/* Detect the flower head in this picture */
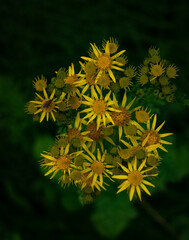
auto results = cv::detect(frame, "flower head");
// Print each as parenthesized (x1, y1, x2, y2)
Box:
(135, 114, 173, 152)
(113, 157, 157, 201)
(81, 39, 126, 83)
(41, 144, 82, 180)
(111, 92, 141, 139)
(81, 147, 114, 191)
(30, 88, 61, 122)
(80, 87, 121, 130)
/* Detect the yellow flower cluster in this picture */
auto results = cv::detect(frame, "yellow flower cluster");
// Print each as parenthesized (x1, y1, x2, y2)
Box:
(26, 38, 174, 203)
(137, 46, 178, 102)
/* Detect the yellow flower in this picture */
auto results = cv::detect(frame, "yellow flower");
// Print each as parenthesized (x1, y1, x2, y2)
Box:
(81, 146, 114, 191)
(150, 63, 165, 78)
(120, 136, 160, 161)
(111, 92, 141, 140)
(41, 144, 82, 180)
(33, 75, 47, 91)
(80, 86, 121, 130)
(81, 120, 115, 153)
(135, 107, 153, 123)
(166, 64, 179, 78)
(113, 157, 157, 201)
(59, 113, 93, 149)
(81, 40, 126, 83)
(30, 88, 61, 122)
(134, 114, 173, 152)
(64, 63, 84, 97)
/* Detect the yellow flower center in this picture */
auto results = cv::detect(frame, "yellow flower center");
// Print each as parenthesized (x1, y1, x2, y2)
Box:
(56, 155, 71, 170)
(85, 62, 97, 75)
(109, 43, 118, 54)
(96, 54, 111, 70)
(91, 161, 105, 175)
(98, 73, 110, 88)
(128, 171, 143, 186)
(42, 99, 55, 112)
(70, 170, 82, 181)
(69, 96, 81, 110)
(26, 103, 37, 114)
(151, 64, 164, 77)
(135, 110, 149, 123)
(67, 128, 83, 143)
(118, 149, 131, 160)
(111, 107, 131, 126)
(141, 130, 160, 146)
(125, 125, 138, 136)
(86, 122, 103, 141)
(93, 99, 107, 115)
(34, 79, 47, 91)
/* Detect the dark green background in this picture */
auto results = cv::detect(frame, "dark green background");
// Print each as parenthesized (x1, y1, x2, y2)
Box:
(1, 0, 189, 239)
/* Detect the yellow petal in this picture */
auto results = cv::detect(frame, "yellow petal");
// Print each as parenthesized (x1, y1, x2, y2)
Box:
(142, 179, 155, 187)
(111, 50, 126, 60)
(40, 111, 46, 122)
(122, 92, 127, 107)
(108, 69, 116, 82)
(129, 185, 135, 201)
(140, 183, 151, 195)
(43, 88, 48, 99)
(156, 121, 165, 132)
(112, 175, 128, 179)
(138, 159, 146, 171)
(136, 185, 142, 201)
(152, 114, 157, 130)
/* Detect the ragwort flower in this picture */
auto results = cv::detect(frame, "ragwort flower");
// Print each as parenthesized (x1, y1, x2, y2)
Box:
(81, 147, 114, 190)
(81, 40, 126, 83)
(41, 144, 82, 180)
(80, 86, 121, 130)
(30, 88, 61, 122)
(113, 157, 157, 201)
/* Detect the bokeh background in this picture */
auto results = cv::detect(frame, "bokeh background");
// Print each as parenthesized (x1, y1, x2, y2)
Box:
(1, 0, 189, 239)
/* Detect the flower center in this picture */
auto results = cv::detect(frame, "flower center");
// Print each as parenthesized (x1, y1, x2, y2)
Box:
(151, 64, 164, 77)
(69, 96, 81, 110)
(67, 128, 83, 143)
(109, 43, 118, 54)
(118, 149, 131, 160)
(70, 170, 82, 181)
(85, 62, 97, 75)
(56, 155, 71, 170)
(34, 79, 47, 91)
(91, 161, 105, 175)
(135, 110, 149, 123)
(128, 171, 143, 186)
(111, 107, 131, 126)
(42, 99, 55, 112)
(93, 99, 107, 115)
(86, 122, 103, 141)
(125, 125, 138, 136)
(96, 54, 111, 70)
(141, 130, 160, 146)
(98, 73, 111, 87)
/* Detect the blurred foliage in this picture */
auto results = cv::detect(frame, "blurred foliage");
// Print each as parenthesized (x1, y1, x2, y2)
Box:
(0, 0, 189, 239)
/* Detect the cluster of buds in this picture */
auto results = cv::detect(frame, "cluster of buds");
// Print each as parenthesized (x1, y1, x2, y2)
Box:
(26, 38, 173, 204)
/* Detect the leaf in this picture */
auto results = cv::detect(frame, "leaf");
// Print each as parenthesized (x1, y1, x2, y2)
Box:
(91, 191, 137, 238)
(33, 135, 55, 159)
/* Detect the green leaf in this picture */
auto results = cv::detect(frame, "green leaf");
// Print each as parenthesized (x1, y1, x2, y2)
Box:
(91, 191, 137, 238)
(33, 135, 54, 159)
